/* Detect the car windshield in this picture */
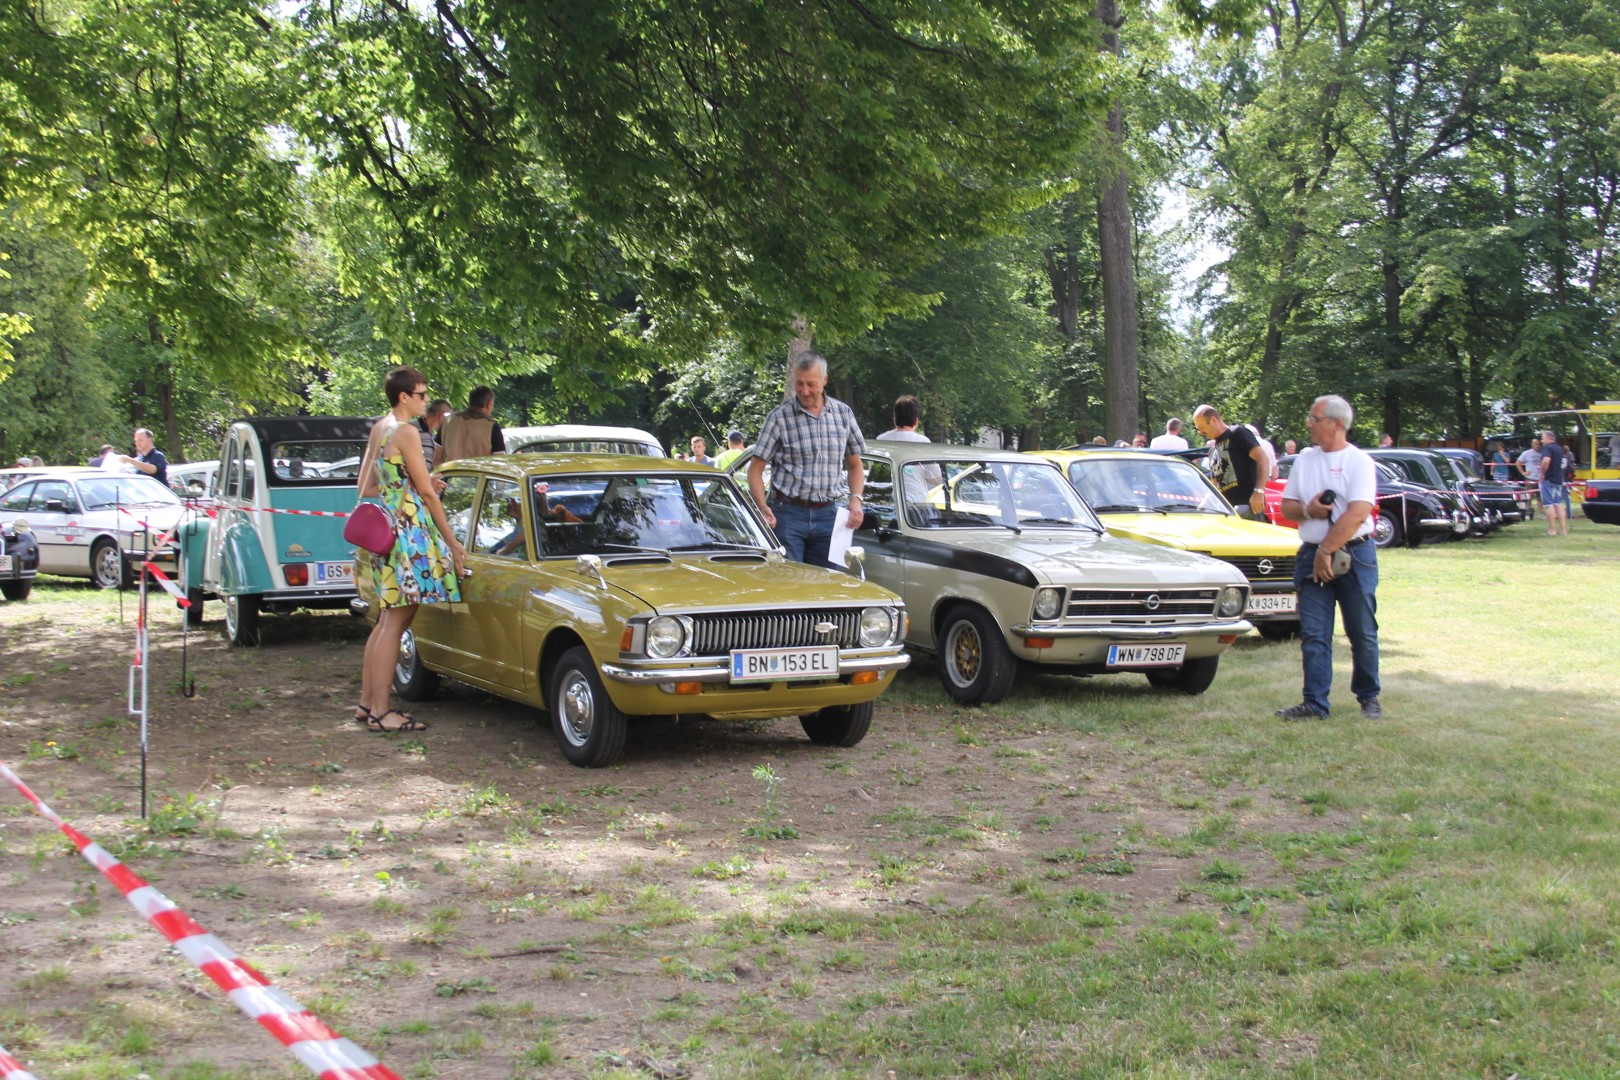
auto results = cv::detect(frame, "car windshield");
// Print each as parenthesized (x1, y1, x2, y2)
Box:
(1445, 455, 1480, 481)
(514, 439, 662, 456)
(77, 475, 181, 509)
(904, 459, 1101, 530)
(272, 441, 369, 481)
(1375, 462, 1401, 483)
(533, 473, 774, 556)
(1065, 457, 1231, 515)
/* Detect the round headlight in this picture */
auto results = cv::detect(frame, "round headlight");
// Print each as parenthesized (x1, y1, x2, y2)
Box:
(1032, 586, 1064, 621)
(858, 607, 896, 647)
(646, 615, 689, 658)
(1217, 585, 1247, 619)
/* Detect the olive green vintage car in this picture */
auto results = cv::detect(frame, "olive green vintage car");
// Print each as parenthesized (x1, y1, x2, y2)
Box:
(356, 455, 909, 766)
(828, 441, 1253, 704)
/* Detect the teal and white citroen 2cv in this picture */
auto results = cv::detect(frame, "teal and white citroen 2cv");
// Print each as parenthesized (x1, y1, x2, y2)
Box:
(177, 417, 374, 644)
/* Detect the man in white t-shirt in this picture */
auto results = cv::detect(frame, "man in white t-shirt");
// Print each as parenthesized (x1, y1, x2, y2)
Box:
(876, 395, 930, 443)
(1149, 418, 1189, 451)
(1276, 394, 1381, 722)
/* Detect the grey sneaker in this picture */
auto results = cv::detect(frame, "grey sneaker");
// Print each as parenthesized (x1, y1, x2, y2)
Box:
(1359, 698, 1383, 719)
(1275, 702, 1326, 721)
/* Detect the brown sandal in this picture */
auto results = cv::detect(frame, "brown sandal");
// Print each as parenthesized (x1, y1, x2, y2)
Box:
(366, 709, 428, 734)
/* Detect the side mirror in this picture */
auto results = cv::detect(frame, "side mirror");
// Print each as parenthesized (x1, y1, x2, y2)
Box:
(45, 498, 69, 512)
(843, 545, 866, 581)
(575, 553, 606, 589)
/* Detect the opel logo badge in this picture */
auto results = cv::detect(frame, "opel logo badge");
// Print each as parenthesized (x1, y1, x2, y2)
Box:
(1144, 594, 1161, 611)
(1258, 558, 1274, 576)
(815, 621, 837, 636)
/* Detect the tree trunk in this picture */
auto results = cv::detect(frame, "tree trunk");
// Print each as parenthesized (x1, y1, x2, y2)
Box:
(1094, 0, 1139, 443)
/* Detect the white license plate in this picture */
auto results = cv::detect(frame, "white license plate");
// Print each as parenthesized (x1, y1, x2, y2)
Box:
(1246, 593, 1296, 615)
(0, 555, 11, 572)
(730, 645, 839, 683)
(316, 561, 354, 584)
(1106, 643, 1187, 668)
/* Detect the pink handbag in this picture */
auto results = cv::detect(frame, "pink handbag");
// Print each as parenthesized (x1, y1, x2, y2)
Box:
(344, 501, 396, 556)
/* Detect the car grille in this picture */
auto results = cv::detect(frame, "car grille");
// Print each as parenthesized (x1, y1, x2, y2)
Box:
(690, 609, 862, 653)
(1207, 555, 1295, 581)
(1065, 588, 1220, 619)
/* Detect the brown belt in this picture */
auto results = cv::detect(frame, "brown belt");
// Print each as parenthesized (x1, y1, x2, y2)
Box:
(774, 493, 833, 510)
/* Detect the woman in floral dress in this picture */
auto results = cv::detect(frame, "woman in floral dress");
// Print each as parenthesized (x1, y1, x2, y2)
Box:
(355, 366, 466, 732)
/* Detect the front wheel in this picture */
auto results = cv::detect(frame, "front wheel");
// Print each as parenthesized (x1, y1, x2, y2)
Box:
(800, 700, 874, 747)
(394, 628, 441, 702)
(1146, 654, 1220, 695)
(548, 646, 628, 767)
(938, 605, 1017, 705)
(1, 579, 32, 602)
(1372, 512, 1401, 549)
(223, 593, 261, 646)
(90, 539, 126, 589)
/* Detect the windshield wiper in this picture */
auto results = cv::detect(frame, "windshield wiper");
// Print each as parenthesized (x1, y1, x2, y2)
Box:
(595, 543, 672, 556)
(1019, 516, 1081, 527)
(665, 541, 767, 552)
(1089, 503, 1149, 514)
(1153, 504, 1215, 513)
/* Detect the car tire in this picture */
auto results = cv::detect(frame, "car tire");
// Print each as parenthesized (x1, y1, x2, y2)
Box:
(223, 593, 261, 646)
(938, 605, 1017, 705)
(394, 628, 441, 702)
(1146, 654, 1220, 695)
(549, 646, 628, 767)
(800, 700, 875, 747)
(90, 538, 126, 589)
(184, 587, 205, 626)
(1, 579, 32, 602)
(1256, 620, 1299, 641)
(1372, 512, 1401, 549)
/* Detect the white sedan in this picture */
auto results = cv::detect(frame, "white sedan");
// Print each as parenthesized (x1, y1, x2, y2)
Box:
(0, 470, 188, 588)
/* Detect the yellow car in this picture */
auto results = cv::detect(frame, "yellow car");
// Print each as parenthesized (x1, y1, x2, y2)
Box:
(357, 455, 909, 766)
(1033, 449, 1301, 639)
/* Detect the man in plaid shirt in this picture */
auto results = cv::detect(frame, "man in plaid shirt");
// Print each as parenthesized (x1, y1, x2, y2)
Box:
(747, 353, 867, 568)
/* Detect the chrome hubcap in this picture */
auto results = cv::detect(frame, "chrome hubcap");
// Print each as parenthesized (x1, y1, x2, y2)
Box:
(947, 622, 981, 686)
(396, 630, 418, 685)
(559, 672, 594, 747)
(94, 545, 120, 587)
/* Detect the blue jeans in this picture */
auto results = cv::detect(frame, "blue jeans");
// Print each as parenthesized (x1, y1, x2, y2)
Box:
(771, 499, 838, 568)
(1294, 541, 1380, 716)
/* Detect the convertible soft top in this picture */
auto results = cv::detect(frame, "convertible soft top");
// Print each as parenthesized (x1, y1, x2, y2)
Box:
(235, 416, 376, 444)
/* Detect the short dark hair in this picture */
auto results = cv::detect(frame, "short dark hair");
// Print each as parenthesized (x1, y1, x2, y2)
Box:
(385, 366, 425, 406)
(469, 385, 495, 410)
(892, 394, 921, 428)
(427, 398, 452, 419)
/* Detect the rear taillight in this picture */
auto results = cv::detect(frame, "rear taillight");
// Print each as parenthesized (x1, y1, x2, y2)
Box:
(283, 563, 309, 587)
(1587, 484, 1599, 500)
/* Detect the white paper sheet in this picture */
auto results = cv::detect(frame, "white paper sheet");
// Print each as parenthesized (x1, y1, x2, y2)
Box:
(826, 506, 855, 569)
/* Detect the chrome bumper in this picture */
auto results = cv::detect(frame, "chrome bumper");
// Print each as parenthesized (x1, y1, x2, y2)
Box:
(602, 648, 911, 685)
(1008, 619, 1253, 639)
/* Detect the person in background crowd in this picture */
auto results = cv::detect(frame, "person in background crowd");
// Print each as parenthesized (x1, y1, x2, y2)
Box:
(688, 435, 717, 466)
(1284, 439, 1298, 455)
(747, 352, 866, 568)
(87, 443, 117, 468)
(1090, 435, 1107, 446)
(1247, 423, 1280, 481)
(355, 366, 465, 733)
(715, 430, 748, 471)
(877, 394, 930, 442)
(416, 398, 451, 467)
(1379, 432, 1394, 448)
(1276, 394, 1381, 722)
(1130, 433, 1147, 447)
(1488, 441, 1511, 481)
(1193, 404, 1268, 519)
(1609, 433, 1620, 469)
(118, 429, 168, 486)
(439, 385, 504, 463)
(1539, 430, 1568, 537)
(1516, 436, 1543, 521)
(1149, 418, 1189, 450)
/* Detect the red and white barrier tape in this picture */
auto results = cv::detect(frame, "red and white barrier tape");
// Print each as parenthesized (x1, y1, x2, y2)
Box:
(0, 1045, 40, 1080)
(0, 761, 400, 1080)
(196, 505, 353, 518)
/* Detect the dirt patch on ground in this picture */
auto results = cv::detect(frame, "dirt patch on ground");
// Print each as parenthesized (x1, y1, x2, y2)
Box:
(0, 589, 1341, 1077)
